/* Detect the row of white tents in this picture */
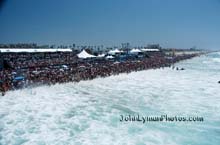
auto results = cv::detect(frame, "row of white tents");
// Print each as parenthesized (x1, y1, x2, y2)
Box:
(77, 50, 114, 59)
(0, 48, 159, 59)
(108, 48, 159, 54)
(77, 50, 112, 59)
(77, 48, 160, 59)
(0, 48, 159, 53)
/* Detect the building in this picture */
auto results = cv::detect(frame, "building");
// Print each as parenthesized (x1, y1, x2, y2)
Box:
(146, 44, 161, 50)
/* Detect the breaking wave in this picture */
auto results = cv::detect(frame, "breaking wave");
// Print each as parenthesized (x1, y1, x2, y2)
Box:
(0, 52, 220, 145)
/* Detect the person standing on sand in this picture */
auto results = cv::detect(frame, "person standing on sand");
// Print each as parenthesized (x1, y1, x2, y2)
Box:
(0, 81, 9, 96)
(0, 81, 5, 96)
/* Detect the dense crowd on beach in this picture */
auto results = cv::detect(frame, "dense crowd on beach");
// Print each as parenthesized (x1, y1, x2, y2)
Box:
(0, 51, 200, 95)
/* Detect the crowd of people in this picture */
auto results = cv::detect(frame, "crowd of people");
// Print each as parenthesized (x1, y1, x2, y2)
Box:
(0, 51, 200, 95)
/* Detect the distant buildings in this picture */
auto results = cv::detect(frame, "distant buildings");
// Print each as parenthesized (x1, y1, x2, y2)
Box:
(145, 44, 161, 50)
(0, 43, 38, 48)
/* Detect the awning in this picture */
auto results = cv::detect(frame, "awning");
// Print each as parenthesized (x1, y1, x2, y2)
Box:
(0, 48, 72, 53)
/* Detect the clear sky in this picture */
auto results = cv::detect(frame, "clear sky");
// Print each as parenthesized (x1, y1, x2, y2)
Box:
(0, 0, 220, 49)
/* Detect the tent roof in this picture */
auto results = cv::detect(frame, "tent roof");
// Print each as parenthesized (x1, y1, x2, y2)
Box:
(97, 54, 105, 57)
(130, 48, 141, 53)
(106, 55, 114, 59)
(0, 48, 72, 53)
(141, 48, 159, 52)
(108, 49, 123, 54)
(77, 50, 96, 59)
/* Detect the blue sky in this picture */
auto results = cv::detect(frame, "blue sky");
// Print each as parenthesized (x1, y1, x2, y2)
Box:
(0, 0, 220, 49)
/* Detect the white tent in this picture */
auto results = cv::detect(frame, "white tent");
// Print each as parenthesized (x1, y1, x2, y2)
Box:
(108, 49, 123, 55)
(97, 54, 105, 57)
(77, 50, 96, 59)
(141, 48, 159, 52)
(130, 48, 141, 53)
(106, 55, 114, 59)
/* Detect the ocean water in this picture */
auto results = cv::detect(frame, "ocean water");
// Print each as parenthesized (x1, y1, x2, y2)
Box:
(0, 52, 220, 145)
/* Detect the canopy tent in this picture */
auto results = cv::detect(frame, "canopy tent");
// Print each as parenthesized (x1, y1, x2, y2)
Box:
(97, 54, 105, 57)
(108, 49, 123, 55)
(106, 55, 114, 59)
(0, 48, 72, 53)
(77, 50, 96, 59)
(141, 48, 159, 52)
(130, 48, 141, 53)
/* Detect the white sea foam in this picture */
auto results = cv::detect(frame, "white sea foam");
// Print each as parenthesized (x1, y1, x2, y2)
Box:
(0, 53, 220, 145)
(212, 58, 220, 63)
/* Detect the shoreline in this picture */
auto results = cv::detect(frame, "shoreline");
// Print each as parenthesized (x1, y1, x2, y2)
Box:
(0, 53, 203, 95)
